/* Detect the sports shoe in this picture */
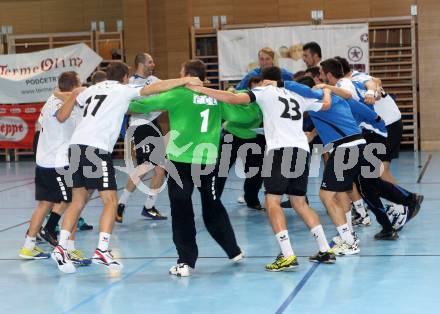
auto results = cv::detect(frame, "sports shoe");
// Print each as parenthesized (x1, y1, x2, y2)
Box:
(237, 195, 245, 204)
(247, 203, 265, 211)
(169, 263, 190, 277)
(231, 252, 245, 263)
(406, 194, 424, 223)
(141, 206, 167, 220)
(92, 248, 123, 270)
(332, 232, 359, 247)
(309, 250, 336, 264)
(265, 253, 299, 272)
(38, 226, 58, 247)
(115, 203, 125, 223)
(69, 249, 92, 266)
(51, 245, 76, 273)
(352, 212, 371, 226)
(19, 246, 50, 260)
(332, 241, 360, 256)
(77, 217, 93, 231)
(374, 228, 399, 240)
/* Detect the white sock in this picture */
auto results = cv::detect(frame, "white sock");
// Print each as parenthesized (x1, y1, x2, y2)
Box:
(24, 235, 36, 250)
(353, 199, 367, 217)
(59, 230, 71, 248)
(311, 225, 331, 252)
(67, 240, 75, 251)
(337, 224, 354, 245)
(345, 211, 354, 233)
(144, 193, 157, 209)
(98, 232, 111, 251)
(275, 230, 294, 258)
(119, 189, 132, 205)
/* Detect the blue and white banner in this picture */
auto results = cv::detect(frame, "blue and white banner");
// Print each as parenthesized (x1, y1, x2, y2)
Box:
(0, 43, 102, 103)
(218, 23, 369, 81)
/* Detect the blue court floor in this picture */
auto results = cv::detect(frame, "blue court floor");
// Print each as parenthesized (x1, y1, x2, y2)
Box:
(0, 151, 439, 314)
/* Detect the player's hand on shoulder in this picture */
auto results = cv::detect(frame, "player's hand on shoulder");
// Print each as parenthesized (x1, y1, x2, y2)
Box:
(185, 76, 203, 86)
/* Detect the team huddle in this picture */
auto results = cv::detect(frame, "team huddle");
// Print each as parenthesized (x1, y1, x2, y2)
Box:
(19, 42, 423, 276)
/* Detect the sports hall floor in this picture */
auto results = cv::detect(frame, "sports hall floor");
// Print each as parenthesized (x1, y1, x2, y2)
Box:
(0, 151, 439, 314)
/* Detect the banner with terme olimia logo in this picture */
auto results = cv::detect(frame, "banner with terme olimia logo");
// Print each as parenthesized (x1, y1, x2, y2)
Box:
(0, 43, 102, 103)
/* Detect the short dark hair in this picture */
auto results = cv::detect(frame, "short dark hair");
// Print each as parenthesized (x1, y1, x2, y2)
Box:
(303, 42, 322, 59)
(260, 66, 282, 82)
(106, 62, 129, 82)
(296, 76, 316, 88)
(334, 56, 351, 75)
(182, 59, 206, 81)
(58, 71, 80, 92)
(305, 66, 320, 78)
(91, 70, 107, 85)
(134, 53, 147, 68)
(247, 76, 261, 89)
(293, 70, 306, 81)
(320, 58, 344, 79)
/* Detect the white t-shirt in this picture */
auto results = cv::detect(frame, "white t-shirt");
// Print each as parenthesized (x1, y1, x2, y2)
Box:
(351, 71, 401, 125)
(249, 85, 322, 152)
(128, 75, 161, 126)
(70, 80, 141, 153)
(36, 95, 81, 168)
(336, 78, 359, 101)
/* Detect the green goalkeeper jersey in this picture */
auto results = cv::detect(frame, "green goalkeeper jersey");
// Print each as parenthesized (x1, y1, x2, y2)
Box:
(129, 86, 261, 164)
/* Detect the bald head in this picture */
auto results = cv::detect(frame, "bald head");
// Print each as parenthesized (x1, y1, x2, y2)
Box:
(134, 53, 155, 77)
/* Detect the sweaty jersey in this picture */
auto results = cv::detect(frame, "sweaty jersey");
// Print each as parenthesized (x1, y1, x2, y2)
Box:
(129, 87, 261, 164)
(248, 85, 322, 152)
(70, 80, 141, 153)
(36, 95, 81, 168)
(128, 74, 161, 126)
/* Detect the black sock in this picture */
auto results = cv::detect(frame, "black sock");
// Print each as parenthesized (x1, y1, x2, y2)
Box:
(45, 212, 61, 234)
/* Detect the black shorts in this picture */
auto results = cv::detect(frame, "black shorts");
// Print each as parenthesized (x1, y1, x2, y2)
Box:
(321, 145, 365, 192)
(385, 119, 403, 162)
(362, 130, 387, 162)
(264, 147, 310, 196)
(132, 121, 166, 166)
(68, 145, 117, 191)
(35, 166, 72, 203)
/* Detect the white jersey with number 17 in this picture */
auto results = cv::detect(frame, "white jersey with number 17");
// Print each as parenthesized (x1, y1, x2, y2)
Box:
(248, 85, 322, 152)
(69, 80, 141, 153)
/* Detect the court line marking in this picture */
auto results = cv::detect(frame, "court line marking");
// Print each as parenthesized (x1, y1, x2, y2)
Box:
(0, 181, 34, 193)
(275, 263, 319, 314)
(5, 254, 440, 261)
(0, 221, 30, 233)
(417, 153, 432, 183)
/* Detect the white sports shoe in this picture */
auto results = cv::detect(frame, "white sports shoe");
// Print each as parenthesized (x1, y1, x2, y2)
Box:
(231, 252, 245, 263)
(92, 249, 124, 271)
(332, 232, 359, 247)
(237, 195, 245, 204)
(51, 245, 76, 274)
(169, 263, 190, 277)
(332, 241, 360, 256)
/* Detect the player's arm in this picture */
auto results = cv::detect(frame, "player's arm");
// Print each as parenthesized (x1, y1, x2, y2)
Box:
(53, 89, 71, 102)
(189, 85, 251, 104)
(128, 92, 172, 114)
(314, 83, 352, 100)
(55, 87, 87, 122)
(320, 88, 332, 110)
(235, 72, 253, 90)
(140, 77, 202, 96)
(363, 79, 379, 105)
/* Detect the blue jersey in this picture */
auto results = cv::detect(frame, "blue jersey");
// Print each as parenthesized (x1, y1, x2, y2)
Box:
(236, 67, 294, 90)
(347, 98, 387, 137)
